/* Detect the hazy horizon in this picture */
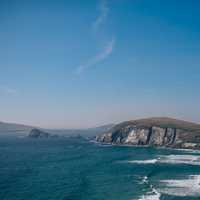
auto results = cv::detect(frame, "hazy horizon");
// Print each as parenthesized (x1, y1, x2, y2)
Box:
(1, 0, 200, 129)
(1, 115, 200, 130)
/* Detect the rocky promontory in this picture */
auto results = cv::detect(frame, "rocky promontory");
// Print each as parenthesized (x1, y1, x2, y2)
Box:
(28, 128, 57, 138)
(96, 117, 200, 149)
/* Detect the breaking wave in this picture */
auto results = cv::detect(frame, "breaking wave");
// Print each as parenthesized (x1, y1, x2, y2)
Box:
(138, 176, 161, 200)
(137, 174, 200, 199)
(128, 154, 200, 166)
(128, 159, 157, 164)
(131, 155, 200, 199)
(159, 154, 200, 165)
(159, 175, 200, 197)
(138, 188, 161, 200)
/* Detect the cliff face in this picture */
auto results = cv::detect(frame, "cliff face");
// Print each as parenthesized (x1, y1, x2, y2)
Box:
(96, 118, 200, 149)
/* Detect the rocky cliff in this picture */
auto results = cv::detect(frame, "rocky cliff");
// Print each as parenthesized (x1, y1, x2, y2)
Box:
(28, 129, 58, 138)
(96, 117, 200, 149)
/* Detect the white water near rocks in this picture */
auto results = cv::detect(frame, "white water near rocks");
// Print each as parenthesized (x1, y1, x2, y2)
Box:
(136, 174, 200, 199)
(138, 176, 161, 200)
(159, 175, 200, 197)
(128, 154, 200, 166)
(161, 154, 200, 165)
(128, 153, 200, 199)
(138, 190, 161, 200)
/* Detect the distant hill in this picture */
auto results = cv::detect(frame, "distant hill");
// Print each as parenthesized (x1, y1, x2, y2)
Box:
(113, 117, 200, 133)
(0, 121, 34, 136)
(96, 117, 200, 149)
(0, 121, 114, 138)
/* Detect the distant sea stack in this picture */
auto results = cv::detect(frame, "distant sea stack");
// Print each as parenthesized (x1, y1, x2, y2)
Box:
(96, 117, 200, 149)
(28, 129, 52, 138)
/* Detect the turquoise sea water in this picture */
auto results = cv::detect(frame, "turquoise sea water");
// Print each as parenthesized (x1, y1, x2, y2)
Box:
(0, 137, 200, 200)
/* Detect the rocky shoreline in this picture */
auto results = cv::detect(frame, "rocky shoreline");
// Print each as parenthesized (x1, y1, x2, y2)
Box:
(96, 117, 200, 150)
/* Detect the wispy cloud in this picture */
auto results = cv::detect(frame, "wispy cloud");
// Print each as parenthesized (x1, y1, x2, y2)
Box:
(75, 0, 114, 74)
(93, 0, 109, 31)
(76, 38, 115, 74)
(0, 86, 18, 96)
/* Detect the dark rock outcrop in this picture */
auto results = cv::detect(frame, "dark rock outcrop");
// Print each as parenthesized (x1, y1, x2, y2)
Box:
(28, 129, 51, 138)
(96, 117, 200, 149)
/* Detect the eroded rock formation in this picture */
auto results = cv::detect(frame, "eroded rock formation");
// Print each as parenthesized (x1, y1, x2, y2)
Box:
(96, 118, 200, 149)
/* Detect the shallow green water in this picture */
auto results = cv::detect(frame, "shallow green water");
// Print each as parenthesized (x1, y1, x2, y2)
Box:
(0, 137, 200, 200)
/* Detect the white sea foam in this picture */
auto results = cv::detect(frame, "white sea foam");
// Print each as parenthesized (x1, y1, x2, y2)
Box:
(128, 159, 158, 164)
(174, 148, 200, 154)
(138, 175, 200, 198)
(159, 154, 200, 165)
(138, 188, 161, 200)
(138, 174, 200, 198)
(159, 175, 200, 197)
(137, 176, 161, 200)
(128, 154, 200, 166)
(141, 176, 148, 184)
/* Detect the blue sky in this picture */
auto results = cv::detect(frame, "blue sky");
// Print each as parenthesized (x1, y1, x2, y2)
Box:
(0, 0, 200, 128)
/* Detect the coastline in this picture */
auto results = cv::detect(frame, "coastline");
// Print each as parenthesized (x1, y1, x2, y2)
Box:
(92, 139, 200, 152)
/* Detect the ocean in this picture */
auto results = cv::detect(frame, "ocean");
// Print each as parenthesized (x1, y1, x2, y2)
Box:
(0, 137, 200, 200)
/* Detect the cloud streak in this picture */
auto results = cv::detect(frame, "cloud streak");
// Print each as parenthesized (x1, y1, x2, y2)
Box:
(76, 38, 115, 74)
(75, 0, 114, 74)
(93, 0, 109, 31)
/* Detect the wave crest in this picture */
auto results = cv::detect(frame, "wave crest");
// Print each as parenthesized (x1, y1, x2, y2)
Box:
(128, 154, 200, 166)
(159, 175, 200, 197)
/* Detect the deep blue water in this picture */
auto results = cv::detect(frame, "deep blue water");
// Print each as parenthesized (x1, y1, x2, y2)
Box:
(0, 137, 200, 200)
